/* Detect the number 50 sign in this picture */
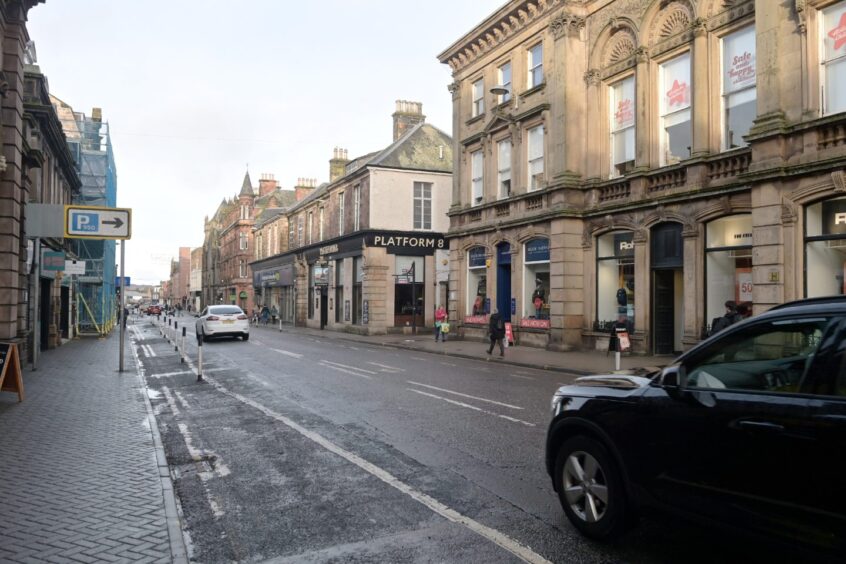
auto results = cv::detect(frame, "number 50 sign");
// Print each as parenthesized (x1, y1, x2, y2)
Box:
(738, 272, 753, 302)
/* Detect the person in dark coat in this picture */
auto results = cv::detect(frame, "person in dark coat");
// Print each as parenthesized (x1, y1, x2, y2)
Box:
(710, 300, 743, 336)
(487, 310, 506, 357)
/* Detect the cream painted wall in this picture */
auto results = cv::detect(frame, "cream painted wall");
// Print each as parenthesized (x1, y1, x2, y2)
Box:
(368, 168, 451, 233)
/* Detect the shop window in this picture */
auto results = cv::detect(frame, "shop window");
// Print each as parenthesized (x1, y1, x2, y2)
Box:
(706, 215, 753, 334)
(497, 140, 511, 199)
(722, 26, 756, 149)
(659, 53, 692, 165)
(308, 265, 315, 319)
(471, 150, 484, 205)
(467, 247, 487, 315)
(822, 1, 846, 115)
(610, 76, 635, 177)
(394, 256, 424, 324)
(806, 197, 846, 296)
(524, 238, 550, 319)
(335, 259, 344, 323)
(596, 232, 635, 329)
(353, 256, 364, 324)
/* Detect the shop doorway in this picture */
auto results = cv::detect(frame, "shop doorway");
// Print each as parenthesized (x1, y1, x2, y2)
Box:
(651, 222, 684, 355)
(319, 286, 328, 329)
(39, 278, 51, 350)
(496, 243, 512, 321)
(60, 286, 70, 339)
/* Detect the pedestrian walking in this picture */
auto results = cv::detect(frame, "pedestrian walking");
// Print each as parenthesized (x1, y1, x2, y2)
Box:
(709, 300, 744, 337)
(434, 305, 448, 342)
(260, 305, 270, 326)
(487, 310, 506, 357)
(270, 305, 278, 325)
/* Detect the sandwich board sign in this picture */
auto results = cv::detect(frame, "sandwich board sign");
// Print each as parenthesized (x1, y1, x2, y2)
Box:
(0, 342, 24, 402)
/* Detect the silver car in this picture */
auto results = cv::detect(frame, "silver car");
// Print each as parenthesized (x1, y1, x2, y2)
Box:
(196, 305, 250, 341)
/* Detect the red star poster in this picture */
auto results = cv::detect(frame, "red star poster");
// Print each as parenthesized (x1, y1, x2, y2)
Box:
(829, 11, 846, 52)
(667, 79, 689, 108)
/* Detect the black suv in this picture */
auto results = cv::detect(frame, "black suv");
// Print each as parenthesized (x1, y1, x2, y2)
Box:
(545, 297, 846, 556)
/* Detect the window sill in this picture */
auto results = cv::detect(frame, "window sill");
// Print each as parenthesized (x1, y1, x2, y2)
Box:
(519, 82, 546, 100)
(466, 114, 485, 127)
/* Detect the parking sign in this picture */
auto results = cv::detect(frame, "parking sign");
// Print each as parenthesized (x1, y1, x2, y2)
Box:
(65, 205, 131, 240)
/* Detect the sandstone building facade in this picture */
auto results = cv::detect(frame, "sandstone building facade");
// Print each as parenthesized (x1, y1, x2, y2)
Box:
(438, 0, 846, 354)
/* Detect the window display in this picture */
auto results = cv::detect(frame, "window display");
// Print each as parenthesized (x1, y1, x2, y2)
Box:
(722, 26, 756, 149)
(395, 256, 424, 318)
(806, 197, 846, 297)
(596, 232, 635, 329)
(467, 247, 487, 315)
(706, 215, 753, 331)
(660, 53, 692, 165)
(523, 238, 550, 319)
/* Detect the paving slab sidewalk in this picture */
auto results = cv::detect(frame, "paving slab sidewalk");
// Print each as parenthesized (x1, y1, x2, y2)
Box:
(0, 321, 187, 563)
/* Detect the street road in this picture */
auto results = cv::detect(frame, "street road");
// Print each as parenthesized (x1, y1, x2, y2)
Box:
(130, 316, 778, 563)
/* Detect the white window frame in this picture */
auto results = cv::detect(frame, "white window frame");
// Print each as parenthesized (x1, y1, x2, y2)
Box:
(256, 233, 262, 259)
(821, 1, 846, 115)
(353, 185, 361, 231)
(307, 211, 313, 245)
(413, 181, 432, 230)
(721, 26, 757, 150)
(528, 42, 543, 88)
(319, 207, 324, 241)
(609, 76, 636, 177)
(239, 232, 248, 251)
(239, 260, 246, 278)
(498, 62, 512, 103)
(472, 78, 485, 117)
(497, 139, 511, 199)
(527, 125, 544, 191)
(471, 150, 484, 205)
(338, 192, 345, 236)
(298, 216, 303, 246)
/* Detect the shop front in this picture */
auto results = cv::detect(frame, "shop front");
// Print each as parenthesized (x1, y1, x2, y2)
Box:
(252, 261, 296, 324)
(805, 197, 846, 297)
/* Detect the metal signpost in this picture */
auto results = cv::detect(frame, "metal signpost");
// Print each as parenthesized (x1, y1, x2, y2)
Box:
(64, 205, 132, 372)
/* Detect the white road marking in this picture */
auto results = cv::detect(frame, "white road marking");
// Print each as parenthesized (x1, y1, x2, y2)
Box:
(161, 386, 181, 416)
(507, 374, 535, 381)
(321, 360, 377, 375)
(411, 357, 427, 361)
(318, 362, 372, 379)
(202, 375, 550, 564)
(367, 362, 404, 372)
(407, 389, 535, 427)
(272, 348, 303, 359)
(407, 382, 523, 410)
(440, 362, 458, 367)
(173, 390, 192, 411)
(147, 370, 194, 378)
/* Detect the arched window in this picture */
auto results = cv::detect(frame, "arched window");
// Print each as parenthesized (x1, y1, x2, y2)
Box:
(467, 247, 487, 315)
(523, 238, 549, 319)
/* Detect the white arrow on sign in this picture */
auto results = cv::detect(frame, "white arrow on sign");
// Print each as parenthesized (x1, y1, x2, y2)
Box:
(65, 206, 132, 240)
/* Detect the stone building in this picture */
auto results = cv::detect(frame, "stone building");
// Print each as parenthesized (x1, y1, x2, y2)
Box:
(0, 1, 44, 358)
(167, 247, 190, 308)
(189, 247, 202, 311)
(201, 172, 299, 312)
(438, 0, 846, 354)
(250, 101, 453, 334)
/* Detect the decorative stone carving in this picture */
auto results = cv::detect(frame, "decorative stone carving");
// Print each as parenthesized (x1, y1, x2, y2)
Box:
(589, 0, 649, 49)
(447, 81, 460, 95)
(795, 0, 807, 34)
(650, 1, 694, 45)
(691, 16, 707, 37)
(583, 68, 601, 86)
(833, 170, 846, 193)
(781, 200, 798, 225)
(551, 12, 586, 39)
(603, 27, 637, 66)
(635, 45, 649, 63)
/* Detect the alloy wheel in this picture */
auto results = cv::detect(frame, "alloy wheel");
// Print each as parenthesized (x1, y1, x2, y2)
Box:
(562, 450, 609, 523)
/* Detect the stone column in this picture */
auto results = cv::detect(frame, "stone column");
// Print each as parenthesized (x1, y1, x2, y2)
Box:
(691, 18, 710, 157)
(634, 47, 652, 169)
(633, 230, 648, 347)
(362, 248, 389, 335)
(751, 183, 784, 312)
(549, 14, 586, 183)
(556, 218, 585, 350)
(583, 69, 602, 180)
(682, 226, 701, 348)
(448, 81, 462, 209)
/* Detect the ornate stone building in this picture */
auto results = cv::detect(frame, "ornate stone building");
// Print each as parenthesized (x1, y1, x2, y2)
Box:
(438, 0, 846, 354)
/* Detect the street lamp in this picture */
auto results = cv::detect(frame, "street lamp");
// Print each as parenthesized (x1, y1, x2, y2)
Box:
(490, 86, 509, 97)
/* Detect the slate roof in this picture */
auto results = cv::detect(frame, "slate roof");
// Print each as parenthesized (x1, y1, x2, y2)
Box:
(239, 171, 254, 197)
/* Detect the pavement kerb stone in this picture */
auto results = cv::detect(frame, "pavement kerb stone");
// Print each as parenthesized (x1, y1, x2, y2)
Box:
(130, 333, 190, 564)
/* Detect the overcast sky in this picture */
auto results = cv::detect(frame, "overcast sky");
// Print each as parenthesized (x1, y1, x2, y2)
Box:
(27, 0, 503, 285)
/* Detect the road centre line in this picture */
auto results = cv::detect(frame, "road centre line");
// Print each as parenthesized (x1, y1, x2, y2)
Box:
(321, 360, 377, 374)
(201, 374, 550, 564)
(407, 389, 536, 428)
(440, 362, 458, 367)
(272, 348, 303, 359)
(407, 382, 524, 410)
(318, 361, 373, 380)
(367, 362, 404, 372)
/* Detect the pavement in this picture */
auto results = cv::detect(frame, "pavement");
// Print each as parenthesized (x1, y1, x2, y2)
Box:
(0, 313, 668, 563)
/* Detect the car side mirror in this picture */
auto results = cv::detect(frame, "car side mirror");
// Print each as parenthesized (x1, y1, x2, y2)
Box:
(658, 365, 686, 398)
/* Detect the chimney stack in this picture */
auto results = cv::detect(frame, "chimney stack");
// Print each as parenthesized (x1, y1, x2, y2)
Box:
(392, 100, 425, 141)
(295, 177, 318, 201)
(329, 147, 349, 182)
(258, 173, 278, 197)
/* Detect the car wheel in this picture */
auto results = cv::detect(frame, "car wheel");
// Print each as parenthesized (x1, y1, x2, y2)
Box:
(200, 330, 209, 343)
(554, 435, 629, 540)
(242, 334, 249, 341)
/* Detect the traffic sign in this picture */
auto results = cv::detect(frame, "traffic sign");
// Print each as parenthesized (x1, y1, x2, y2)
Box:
(64, 205, 131, 240)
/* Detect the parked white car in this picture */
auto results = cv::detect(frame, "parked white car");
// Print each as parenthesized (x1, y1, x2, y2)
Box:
(196, 305, 250, 341)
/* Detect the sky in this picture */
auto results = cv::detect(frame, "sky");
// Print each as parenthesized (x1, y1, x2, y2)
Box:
(27, 0, 504, 285)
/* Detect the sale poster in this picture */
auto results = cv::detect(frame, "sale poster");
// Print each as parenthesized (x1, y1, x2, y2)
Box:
(736, 268, 753, 302)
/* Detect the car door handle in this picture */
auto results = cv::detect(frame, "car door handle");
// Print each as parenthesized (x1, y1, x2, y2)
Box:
(735, 420, 785, 433)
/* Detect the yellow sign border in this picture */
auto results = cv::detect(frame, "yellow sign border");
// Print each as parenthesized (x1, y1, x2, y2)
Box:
(64, 205, 132, 240)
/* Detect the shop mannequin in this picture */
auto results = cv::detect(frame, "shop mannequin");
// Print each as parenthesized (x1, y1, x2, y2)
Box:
(532, 279, 545, 318)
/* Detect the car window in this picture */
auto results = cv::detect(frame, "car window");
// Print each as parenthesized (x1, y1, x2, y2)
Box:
(209, 306, 243, 315)
(685, 317, 830, 393)
(800, 318, 846, 397)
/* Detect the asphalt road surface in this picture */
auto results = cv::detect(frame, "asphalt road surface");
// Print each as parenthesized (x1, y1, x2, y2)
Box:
(129, 317, 791, 563)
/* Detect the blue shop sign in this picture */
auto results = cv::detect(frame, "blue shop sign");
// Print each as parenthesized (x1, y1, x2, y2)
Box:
(253, 264, 293, 288)
(525, 238, 550, 262)
(468, 247, 486, 268)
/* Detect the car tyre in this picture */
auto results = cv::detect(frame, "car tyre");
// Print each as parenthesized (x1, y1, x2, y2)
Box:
(242, 334, 249, 341)
(554, 435, 629, 540)
(200, 330, 209, 343)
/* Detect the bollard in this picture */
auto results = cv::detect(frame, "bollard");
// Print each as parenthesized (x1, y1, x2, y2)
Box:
(196, 331, 203, 381)
(174, 321, 179, 351)
(615, 350, 621, 371)
(180, 327, 186, 363)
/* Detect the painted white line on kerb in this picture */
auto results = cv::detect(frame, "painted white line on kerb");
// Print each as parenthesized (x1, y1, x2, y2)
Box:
(203, 375, 550, 564)
(272, 348, 303, 359)
(318, 361, 373, 380)
(408, 389, 536, 427)
(367, 362, 404, 372)
(407, 382, 524, 410)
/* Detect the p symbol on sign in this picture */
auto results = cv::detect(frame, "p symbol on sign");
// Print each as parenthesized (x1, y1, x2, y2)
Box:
(73, 213, 98, 232)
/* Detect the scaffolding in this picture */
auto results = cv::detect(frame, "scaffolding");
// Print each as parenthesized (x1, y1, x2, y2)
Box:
(56, 102, 117, 335)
